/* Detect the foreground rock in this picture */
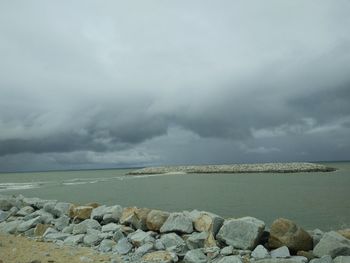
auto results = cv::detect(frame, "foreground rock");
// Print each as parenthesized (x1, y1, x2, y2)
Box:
(269, 218, 313, 252)
(313, 231, 350, 258)
(217, 216, 265, 250)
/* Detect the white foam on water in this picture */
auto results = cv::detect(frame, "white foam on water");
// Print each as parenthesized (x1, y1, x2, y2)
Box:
(0, 182, 41, 191)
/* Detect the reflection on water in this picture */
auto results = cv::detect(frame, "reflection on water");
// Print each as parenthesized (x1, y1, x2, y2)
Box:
(0, 162, 349, 230)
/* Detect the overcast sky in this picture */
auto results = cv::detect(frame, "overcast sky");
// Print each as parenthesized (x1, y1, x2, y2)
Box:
(1, 1, 350, 172)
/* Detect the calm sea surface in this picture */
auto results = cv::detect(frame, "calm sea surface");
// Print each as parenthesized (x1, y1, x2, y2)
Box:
(0, 162, 349, 231)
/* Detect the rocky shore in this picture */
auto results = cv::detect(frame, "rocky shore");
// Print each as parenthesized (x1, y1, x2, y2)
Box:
(127, 163, 336, 175)
(1, 194, 349, 263)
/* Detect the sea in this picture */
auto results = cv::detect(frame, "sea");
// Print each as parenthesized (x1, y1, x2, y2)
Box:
(0, 161, 349, 231)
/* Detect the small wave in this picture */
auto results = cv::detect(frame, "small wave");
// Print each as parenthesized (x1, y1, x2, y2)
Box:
(0, 182, 41, 191)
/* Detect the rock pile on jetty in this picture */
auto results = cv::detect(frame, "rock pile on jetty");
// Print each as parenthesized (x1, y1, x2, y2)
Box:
(127, 163, 336, 175)
(1, 194, 349, 263)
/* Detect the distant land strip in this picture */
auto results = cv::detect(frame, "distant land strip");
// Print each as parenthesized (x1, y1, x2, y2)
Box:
(127, 162, 336, 175)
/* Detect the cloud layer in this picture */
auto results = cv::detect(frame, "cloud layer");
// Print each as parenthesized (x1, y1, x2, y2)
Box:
(1, 1, 350, 171)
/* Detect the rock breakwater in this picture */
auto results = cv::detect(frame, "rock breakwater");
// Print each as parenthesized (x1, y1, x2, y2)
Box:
(128, 163, 336, 175)
(1, 194, 349, 263)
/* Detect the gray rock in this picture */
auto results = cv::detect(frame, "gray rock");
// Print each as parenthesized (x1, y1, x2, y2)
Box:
(313, 231, 350, 258)
(102, 223, 120, 232)
(114, 237, 133, 255)
(186, 231, 209, 250)
(217, 217, 265, 250)
(72, 219, 101, 234)
(24, 227, 35, 237)
(0, 196, 14, 211)
(53, 202, 72, 217)
(54, 215, 70, 231)
(309, 255, 332, 263)
(64, 234, 84, 246)
(184, 249, 208, 263)
(44, 232, 71, 241)
(190, 210, 224, 236)
(155, 239, 166, 250)
(113, 229, 124, 242)
(159, 232, 187, 254)
(99, 239, 116, 252)
(0, 210, 9, 223)
(43, 227, 58, 236)
(204, 246, 221, 260)
(0, 220, 22, 234)
(102, 205, 123, 224)
(333, 256, 350, 263)
(135, 242, 154, 256)
(62, 224, 74, 234)
(128, 229, 155, 247)
(271, 246, 290, 258)
(252, 245, 270, 259)
(91, 205, 109, 221)
(17, 216, 41, 232)
(23, 197, 49, 209)
(308, 229, 324, 247)
(216, 256, 243, 263)
(160, 212, 194, 234)
(24, 209, 54, 224)
(221, 246, 234, 256)
(16, 206, 35, 216)
(83, 229, 103, 246)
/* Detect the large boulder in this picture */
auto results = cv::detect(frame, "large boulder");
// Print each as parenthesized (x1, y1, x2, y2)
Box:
(160, 212, 193, 234)
(159, 232, 187, 254)
(120, 207, 151, 230)
(338, 229, 350, 240)
(269, 218, 313, 252)
(17, 216, 41, 232)
(313, 231, 350, 258)
(16, 206, 35, 216)
(333, 256, 350, 263)
(185, 231, 209, 249)
(102, 205, 123, 224)
(217, 217, 265, 250)
(128, 229, 155, 247)
(69, 205, 93, 220)
(146, 209, 170, 231)
(191, 210, 224, 236)
(113, 237, 133, 255)
(72, 219, 101, 234)
(142, 251, 178, 263)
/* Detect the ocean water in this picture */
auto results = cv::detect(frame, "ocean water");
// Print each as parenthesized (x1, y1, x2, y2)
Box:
(0, 162, 349, 231)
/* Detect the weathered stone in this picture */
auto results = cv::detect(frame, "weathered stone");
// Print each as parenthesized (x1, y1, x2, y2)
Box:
(91, 205, 109, 221)
(216, 256, 243, 263)
(185, 231, 208, 249)
(45, 232, 71, 241)
(0, 220, 21, 234)
(296, 251, 316, 261)
(252, 245, 270, 259)
(135, 242, 154, 256)
(17, 216, 41, 232)
(269, 218, 313, 252)
(0, 210, 9, 223)
(34, 223, 50, 236)
(70, 206, 93, 220)
(217, 217, 265, 250)
(221, 246, 234, 256)
(43, 227, 57, 236)
(271, 246, 291, 258)
(338, 229, 350, 240)
(313, 231, 350, 258)
(72, 219, 101, 234)
(120, 207, 151, 230)
(308, 229, 324, 247)
(101, 223, 120, 232)
(142, 251, 178, 263)
(113, 229, 125, 242)
(23, 197, 49, 209)
(24, 210, 54, 224)
(309, 255, 332, 263)
(204, 246, 221, 259)
(54, 215, 70, 231)
(62, 224, 74, 234)
(191, 210, 224, 236)
(160, 212, 193, 234)
(114, 237, 133, 255)
(334, 256, 350, 263)
(24, 227, 35, 237)
(146, 210, 170, 231)
(64, 234, 84, 246)
(184, 249, 207, 263)
(16, 206, 35, 216)
(0, 196, 14, 211)
(99, 239, 116, 252)
(83, 229, 103, 246)
(102, 205, 123, 224)
(53, 202, 73, 217)
(159, 232, 187, 254)
(128, 229, 155, 247)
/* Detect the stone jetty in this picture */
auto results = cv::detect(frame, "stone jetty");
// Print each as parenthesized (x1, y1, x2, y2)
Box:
(127, 162, 336, 175)
(1, 194, 349, 263)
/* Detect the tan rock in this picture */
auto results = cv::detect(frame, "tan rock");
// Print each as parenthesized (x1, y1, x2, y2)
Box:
(268, 218, 313, 252)
(146, 210, 170, 231)
(120, 207, 151, 230)
(142, 251, 177, 263)
(204, 232, 218, 248)
(70, 206, 93, 220)
(85, 202, 100, 209)
(338, 229, 350, 239)
(34, 223, 51, 236)
(193, 211, 224, 236)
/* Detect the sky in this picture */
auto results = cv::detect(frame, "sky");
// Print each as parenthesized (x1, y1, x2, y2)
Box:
(0, 1, 350, 172)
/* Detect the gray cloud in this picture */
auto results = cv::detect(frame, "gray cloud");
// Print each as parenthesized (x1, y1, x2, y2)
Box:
(0, 0, 350, 171)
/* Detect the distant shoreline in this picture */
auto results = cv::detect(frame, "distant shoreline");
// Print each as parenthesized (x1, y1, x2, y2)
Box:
(127, 162, 336, 175)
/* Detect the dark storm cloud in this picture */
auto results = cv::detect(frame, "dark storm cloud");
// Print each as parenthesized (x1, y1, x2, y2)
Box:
(0, 0, 350, 170)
